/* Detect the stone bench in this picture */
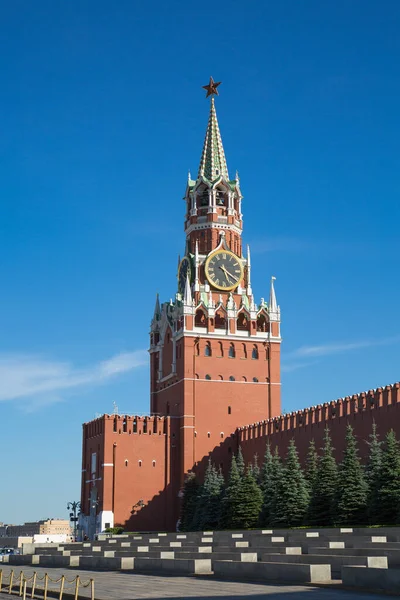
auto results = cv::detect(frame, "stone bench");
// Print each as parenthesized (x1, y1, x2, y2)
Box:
(260, 552, 387, 578)
(342, 566, 400, 593)
(133, 557, 212, 575)
(213, 560, 332, 583)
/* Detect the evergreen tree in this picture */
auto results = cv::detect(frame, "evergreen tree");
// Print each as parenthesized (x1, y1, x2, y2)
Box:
(179, 472, 199, 532)
(336, 425, 368, 525)
(379, 430, 400, 524)
(193, 460, 224, 530)
(305, 439, 319, 493)
(260, 445, 283, 526)
(273, 439, 309, 527)
(236, 446, 245, 477)
(251, 454, 261, 485)
(219, 455, 241, 529)
(220, 452, 262, 529)
(238, 467, 263, 528)
(365, 422, 382, 525)
(308, 428, 338, 526)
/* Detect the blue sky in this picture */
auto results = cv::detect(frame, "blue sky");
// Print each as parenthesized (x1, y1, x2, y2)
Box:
(1, 0, 399, 524)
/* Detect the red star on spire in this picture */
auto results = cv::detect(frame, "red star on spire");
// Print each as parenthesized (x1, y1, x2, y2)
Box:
(202, 76, 221, 98)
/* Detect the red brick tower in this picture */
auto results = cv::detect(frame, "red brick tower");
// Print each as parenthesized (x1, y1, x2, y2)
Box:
(149, 80, 281, 481)
(80, 80, 281, 536)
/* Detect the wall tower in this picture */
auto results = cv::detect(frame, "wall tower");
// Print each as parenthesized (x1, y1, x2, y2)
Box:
(150, 78, 281, 481)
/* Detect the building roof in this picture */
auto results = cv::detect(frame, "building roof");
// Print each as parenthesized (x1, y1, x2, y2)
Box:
(197, 97, 229, 183)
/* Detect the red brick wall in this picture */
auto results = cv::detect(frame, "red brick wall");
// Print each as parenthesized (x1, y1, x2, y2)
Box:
(239, 383, 400, 466)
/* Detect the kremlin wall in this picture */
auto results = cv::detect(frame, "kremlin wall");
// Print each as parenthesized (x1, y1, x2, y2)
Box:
(79, 80, 399, 537)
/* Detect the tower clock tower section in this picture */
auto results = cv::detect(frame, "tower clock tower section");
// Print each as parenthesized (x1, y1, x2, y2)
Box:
(149, 78, 281, 483)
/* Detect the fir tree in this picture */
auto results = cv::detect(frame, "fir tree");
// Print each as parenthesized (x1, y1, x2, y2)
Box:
(220, 453, 262, 529)
(365, 422, 382, 525)
(305, 439, 319, 493)
(260, 445, 283, 526)
(336, 425, 368, 525)
(273, 439, 309, 527)
(179, 472, 199, 532)
(238, 467, 263, 528)
(379, 429, 400, 524)
(236, 446, 245, 477)
(193, 460, 224, 530)
(219, 455, 241, 529)
(251, 454, 261, 485)
(308, 428, 338, 526)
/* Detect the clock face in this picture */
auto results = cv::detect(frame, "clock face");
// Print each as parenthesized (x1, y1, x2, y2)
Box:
(178, 256, 192, 295)
(205, 250, 243, 291)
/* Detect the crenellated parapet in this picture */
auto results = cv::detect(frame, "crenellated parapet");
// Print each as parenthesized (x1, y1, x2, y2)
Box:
(237, 382, 400, 444)
(83, 414, 169, 439)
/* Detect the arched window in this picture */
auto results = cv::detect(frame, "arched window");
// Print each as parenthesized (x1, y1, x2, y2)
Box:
(218, 375, 223, 380)
(215, 310, 227, 330)
(242, 343, 247, 359)
(228, 406, 232, 414)
(218, 342, 224, 357)
(252, 345, 259, 359)
(205, 342, 212, 357)
(257, 313, 269, 332)
(229, 376, 235, 382)
(242, 376, 247, 382)
(253, 377, 259, 383)
(195, 309, 207, 327)
(229, 343, 236, 358)
(205, 374, 211, 380)
(237, 311, 250, 331)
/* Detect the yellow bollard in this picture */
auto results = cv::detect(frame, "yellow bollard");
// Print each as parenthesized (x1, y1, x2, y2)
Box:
(90, 578, 95, 600)
(9, 570, 14, 594)
(19, 571, 24, 597)
(74, 576, 80, 600)
(0, 568, 3, 592)
(23, 580, 27, 600)
(31, 572, 37, 599)
(43, 573, 48, 600)
(59, 574, 65, 600)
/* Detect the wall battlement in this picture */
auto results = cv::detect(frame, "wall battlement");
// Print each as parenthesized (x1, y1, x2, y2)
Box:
(238, 382, 400, 443)
(83, 414, 169, 439)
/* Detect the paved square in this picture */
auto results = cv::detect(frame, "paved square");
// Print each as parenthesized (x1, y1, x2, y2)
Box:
(0, 565, 390, 599)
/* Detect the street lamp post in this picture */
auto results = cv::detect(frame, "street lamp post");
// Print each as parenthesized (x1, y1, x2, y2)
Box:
(67, 501, 81, 542)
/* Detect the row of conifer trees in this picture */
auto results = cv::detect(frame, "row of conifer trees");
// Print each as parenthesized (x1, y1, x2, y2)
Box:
(179, 424, 400, 531)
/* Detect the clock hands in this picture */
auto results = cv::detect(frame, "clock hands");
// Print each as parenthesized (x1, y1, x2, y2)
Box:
(220, 264, 238, 284)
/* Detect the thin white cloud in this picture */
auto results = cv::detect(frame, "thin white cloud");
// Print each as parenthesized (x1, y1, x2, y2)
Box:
(0, 350, 147, 403)
(291, 336, 400, 359)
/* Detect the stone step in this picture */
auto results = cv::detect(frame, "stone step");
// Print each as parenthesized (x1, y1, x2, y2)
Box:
(342, 565, 400, 594)
(213, 560, 332, 583)
(260, 552, 387, 578)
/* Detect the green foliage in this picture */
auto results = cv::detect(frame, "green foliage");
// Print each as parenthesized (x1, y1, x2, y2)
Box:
(273, 439, 309, 527)
(365, 422, 382, 525)
(305, 439, 318, 493)
(219, 455, 241, 529)
(239, 467, 263, 528)
(236, 446, 245, 477)
(260, 444, 284, 526)
(336, 425, 368, 525)
(193, 460, 224, 530)
(378, 429, 400, 525)
(105, 527, 124, 534)
(179, 472, 199, 532)
(308, 428, 338, 526)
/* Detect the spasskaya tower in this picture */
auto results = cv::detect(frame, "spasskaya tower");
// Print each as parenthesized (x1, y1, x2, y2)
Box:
(149, 77, 281, 479)
(80, 78, 281, 537)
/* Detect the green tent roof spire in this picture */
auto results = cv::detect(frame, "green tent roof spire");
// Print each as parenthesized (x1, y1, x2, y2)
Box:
(198, 97, 229, 182)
